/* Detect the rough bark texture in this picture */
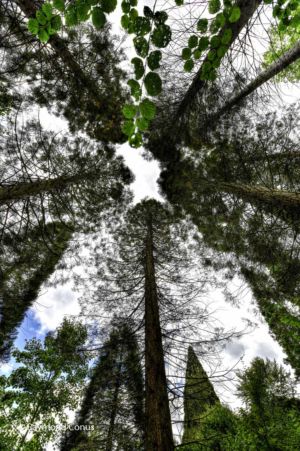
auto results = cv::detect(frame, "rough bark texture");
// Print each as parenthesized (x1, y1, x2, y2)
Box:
(144, 215, 174, 451)
(0, 173, 90, 204)
(176, 0, 262, 122)
(211, 40, 300, 121)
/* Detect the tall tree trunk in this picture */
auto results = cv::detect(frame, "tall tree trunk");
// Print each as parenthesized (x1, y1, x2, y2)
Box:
(0, 173, 90, 205)
(144, 215, 174, 451)
(176, 0, 262, 122)
(209, 40, 300, 122)
(219, 181, 300, 221)
(105, 359, 122, 451)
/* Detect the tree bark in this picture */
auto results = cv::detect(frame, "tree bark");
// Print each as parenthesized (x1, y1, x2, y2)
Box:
(210, 40, 300, 122)
(0, 173, 90, 205)
(144, 215, 174, 451)
(176, 0, 262, 122)
(219, 181, 300, 220)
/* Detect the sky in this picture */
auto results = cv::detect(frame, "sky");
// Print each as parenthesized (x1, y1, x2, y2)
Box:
(1, 1, 300, 448)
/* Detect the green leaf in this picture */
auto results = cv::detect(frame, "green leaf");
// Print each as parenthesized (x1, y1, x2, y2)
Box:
(53, 0, 65, 12)
(131, 57, 144, 80)
(217, 45, 228, 58)
(92, 7, 106, 29)
(133, 37, 149, 57)
(188, 35, 198, 48)
(198, 36, 209, 51)
(184, 59, 194, 72)
(130, 0, 137, 5)
(77, 3, 90, 21)
(151, 24, 172, 48)
(144, 6, 153, 18)
(208, 0, 221, 14)
(100, 0, 117, 13)
(129, 132, 143, 148)
(210, 35, 220, 48)
(122, 120, 135, 136)
(197, 18, 208, 33)
(127, 79, 142, 100)
(154, 11, 168, 24)
(38, 28, 49, 43)
(147, 51, 162, 70)
(133, 16, 151, 36)
(42, 3, 53, 19)
(65, 8, 78, 26)
(210, 18, 221, 33)
(207, 49, 217, 61)
(144, 72, 162, 96)
(121, 14, 130, 29)
(182, 47, 192, 60)
(215, 12, 226, 27)
(140, 98, 156, 119)
(28, 18, 39, 35)
(175, 0, 184, 5)
(121, 1, 130, 13)
(130, 8, 138, 19)
(229, 6, 241, 23)
(122, 104, 137, 119)
(221, 28, 232, 45)
(136, 117, 149, 131)
(36, 10, 47, 25)
(51, 15, 62, 32)
(193, 49, 202, 60)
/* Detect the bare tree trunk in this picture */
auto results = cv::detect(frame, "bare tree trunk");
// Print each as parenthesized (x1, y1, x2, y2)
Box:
(144, 215, 174, 451)
(210, 40, 300, 121)
(220, 181, 300, 220)
(176, 0, 262, 122)
(0, 173, 89, 205)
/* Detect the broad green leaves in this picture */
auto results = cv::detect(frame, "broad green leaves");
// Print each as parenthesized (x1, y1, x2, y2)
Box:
(140, 98, 156, 119)
(132, 57, 145, 79)
(122, 104, 137, 119)
(133, 37, 149, 57)
(147, 51, 162, 70)
(92, 7, 106, 29)
(144, 72, 162, 96)
(27, 3, 62, 43)
(151, 24, 172, 48)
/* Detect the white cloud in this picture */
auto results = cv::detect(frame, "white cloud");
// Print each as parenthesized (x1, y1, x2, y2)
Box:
(31, 284, 81, 334)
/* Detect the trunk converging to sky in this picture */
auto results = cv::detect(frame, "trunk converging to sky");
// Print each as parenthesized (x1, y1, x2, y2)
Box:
(144, 213, 174, 451)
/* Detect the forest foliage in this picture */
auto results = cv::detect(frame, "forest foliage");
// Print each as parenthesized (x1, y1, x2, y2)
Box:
(1, 0, 300, 449)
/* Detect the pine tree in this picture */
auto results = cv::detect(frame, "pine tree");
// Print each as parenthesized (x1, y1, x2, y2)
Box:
(182, 346, 220, 444)
(60, 320, 145, 451)
(0, 221, 72, 362)
(80, 199, 237, 450)
(1, 0, 128, 143)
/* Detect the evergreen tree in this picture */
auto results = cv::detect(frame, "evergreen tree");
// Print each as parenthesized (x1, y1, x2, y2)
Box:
(0, 0, 128, 143)
(0, 221, 72, 362)
(60, 320, 144, 451)
(81, 199, 238, 450)
(182, 346, 220, 444)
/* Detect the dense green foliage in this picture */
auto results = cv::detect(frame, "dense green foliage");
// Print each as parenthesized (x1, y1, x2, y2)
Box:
(0, 319, 88, 450)
(1, 1, 300, 449)
(181, 355, 300, 450)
